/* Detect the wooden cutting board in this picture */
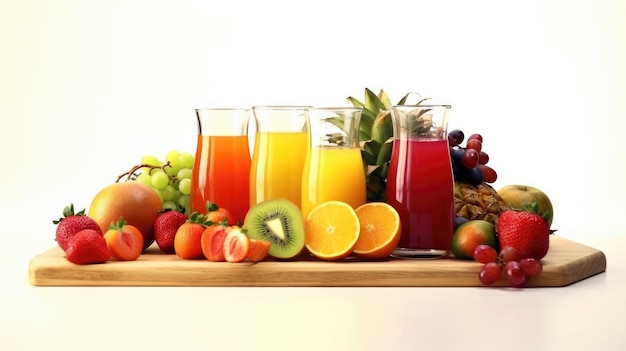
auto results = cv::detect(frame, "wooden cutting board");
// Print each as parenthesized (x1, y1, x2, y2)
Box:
(28, 235, 606, 287)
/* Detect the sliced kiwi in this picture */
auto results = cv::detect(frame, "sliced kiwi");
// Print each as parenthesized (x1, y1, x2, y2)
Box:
(244, 198, 305, 259)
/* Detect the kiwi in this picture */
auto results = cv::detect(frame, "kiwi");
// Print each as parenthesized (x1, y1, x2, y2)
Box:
(243, 198, 305, 259)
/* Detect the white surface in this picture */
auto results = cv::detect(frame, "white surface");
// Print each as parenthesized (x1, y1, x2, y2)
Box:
(1, 0, 625, 350)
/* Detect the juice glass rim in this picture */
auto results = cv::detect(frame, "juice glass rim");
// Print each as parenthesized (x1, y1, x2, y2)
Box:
(195, 107, 251, 112)
(306, 107, 363, 111)
(252, 105, 312, 110)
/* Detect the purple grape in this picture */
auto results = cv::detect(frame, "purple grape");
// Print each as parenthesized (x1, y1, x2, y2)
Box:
(448, 129, 465, 145)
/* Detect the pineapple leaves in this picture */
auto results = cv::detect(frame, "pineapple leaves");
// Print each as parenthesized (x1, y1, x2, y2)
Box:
(360, 146, 378, 166)
(376, 141, 393, 166)
(371, 109, 393, 146)
(378, 89, 392, 110)
(364, 88, 388, 114)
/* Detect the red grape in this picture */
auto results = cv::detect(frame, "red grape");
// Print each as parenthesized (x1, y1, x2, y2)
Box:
(519, 258, 543, 276)
(478, 151, 489, 164)
(499, 246, 518, 263)
(466, 139, 482, 153)
(462, 149, 479, 169)
(479, 262, 502, 285)
(478, 164, 497, 183)
(505, 261, 528, 287)
(473, 244, 497, 263)
(468, 133, 483, 143)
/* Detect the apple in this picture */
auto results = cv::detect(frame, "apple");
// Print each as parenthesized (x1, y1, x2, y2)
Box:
(451, 220, 498, 260)
(497, 185, 554, 226)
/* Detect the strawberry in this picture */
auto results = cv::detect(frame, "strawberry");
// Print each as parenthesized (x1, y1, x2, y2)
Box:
(53, 204, 102, 252)
(204, 201, 235, 226)
(496, 206, 553, 259)
(153, 208, 188, 253)
(65, 229, 110, 265)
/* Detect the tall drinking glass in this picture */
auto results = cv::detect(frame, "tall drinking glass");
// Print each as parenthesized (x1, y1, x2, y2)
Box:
(386, 105, 454, 258)
(191, 108, 251, 224)
(250, 106, 310, 209)
(301, 107, 366, 218)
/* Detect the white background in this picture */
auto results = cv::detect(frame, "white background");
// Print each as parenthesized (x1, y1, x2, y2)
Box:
(3, 0, 624, 249)
(1, 0, 625, 349)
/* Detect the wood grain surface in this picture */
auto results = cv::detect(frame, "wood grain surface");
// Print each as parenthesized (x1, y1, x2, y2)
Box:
(28, 235, 606, 287)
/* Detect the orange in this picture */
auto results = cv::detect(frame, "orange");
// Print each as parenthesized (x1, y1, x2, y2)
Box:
(88, 181, 162, 251)
(304, 201, 360, 261)
(353, 202, 401, 259)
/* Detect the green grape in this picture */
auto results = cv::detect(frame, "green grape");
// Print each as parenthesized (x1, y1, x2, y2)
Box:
(177, 168, 193, 180)
(151, 171, 169, 190)
(179, 178, 191, 195)
(164, 163, 180, 177)
(162, 200, 178, 211)
(141, 155, 162, 174)
(178, 195, 191, 214)
(179, 152, 195, 169)
(136, 173, 152, 187)
(161, 185, 177, 201)
(165, 150, 180, 168)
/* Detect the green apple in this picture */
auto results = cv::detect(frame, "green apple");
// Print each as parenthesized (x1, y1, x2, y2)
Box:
(497, 185, 554, 226)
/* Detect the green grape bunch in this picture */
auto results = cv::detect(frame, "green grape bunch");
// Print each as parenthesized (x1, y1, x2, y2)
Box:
(117, 150, 195, 215)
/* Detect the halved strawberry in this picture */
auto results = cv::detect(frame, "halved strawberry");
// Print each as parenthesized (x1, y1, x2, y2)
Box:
(223, 227, 250, 263)
(201, 224, 230, 262)
(103, 218, 144, 261)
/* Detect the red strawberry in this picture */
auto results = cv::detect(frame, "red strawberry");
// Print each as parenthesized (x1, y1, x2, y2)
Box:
(496, 208, 552, 259)
(65, 229, 110, 265)
(153, 208, 188, 253)
(53, 204, 102, 252)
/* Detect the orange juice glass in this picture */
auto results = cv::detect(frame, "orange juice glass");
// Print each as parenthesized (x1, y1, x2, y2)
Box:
(301, 107, 365, 218)
(250, 106, 310, 209)
(191, 108, 251, 224)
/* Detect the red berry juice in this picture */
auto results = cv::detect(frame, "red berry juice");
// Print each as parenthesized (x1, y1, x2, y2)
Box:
(386, 137, 455, 254)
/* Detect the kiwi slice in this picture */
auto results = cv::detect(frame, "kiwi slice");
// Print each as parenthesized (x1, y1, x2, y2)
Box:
(244, 198, 305, 259)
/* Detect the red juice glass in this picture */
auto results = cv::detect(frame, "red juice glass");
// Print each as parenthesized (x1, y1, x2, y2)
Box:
(386, 105, 454, 258)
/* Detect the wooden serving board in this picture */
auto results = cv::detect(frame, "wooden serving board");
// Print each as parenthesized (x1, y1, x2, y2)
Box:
(28, 236, 606, 287)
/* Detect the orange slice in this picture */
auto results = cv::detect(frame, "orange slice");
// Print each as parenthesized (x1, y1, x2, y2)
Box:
(353, 202, 401, 259)
(304, 201, 360, 261)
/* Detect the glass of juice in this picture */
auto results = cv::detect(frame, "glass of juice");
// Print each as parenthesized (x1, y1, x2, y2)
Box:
(191, 108, 251, 224)
(386, 104, 454, 258)
(301, 107, 366, 218)
(250, 106, 310, 209)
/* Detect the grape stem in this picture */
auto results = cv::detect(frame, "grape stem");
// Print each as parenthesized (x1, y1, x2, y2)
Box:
(116, 161, 176, 183)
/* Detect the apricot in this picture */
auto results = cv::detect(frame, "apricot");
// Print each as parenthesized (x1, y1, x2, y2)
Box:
(88, 181, 162, 251)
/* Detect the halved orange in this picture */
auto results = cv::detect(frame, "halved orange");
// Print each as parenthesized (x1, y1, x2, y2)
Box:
(353, 202, 401, 259)
(304, 201, 360, 261)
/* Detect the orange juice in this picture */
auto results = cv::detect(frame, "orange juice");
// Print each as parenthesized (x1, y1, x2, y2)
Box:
(249, 131, 308, 208)
(301, 146, 366, 218)
(191, 135, 251, 224)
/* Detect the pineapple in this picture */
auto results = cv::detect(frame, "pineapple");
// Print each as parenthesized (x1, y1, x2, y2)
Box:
(455, 182, 510, 225)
